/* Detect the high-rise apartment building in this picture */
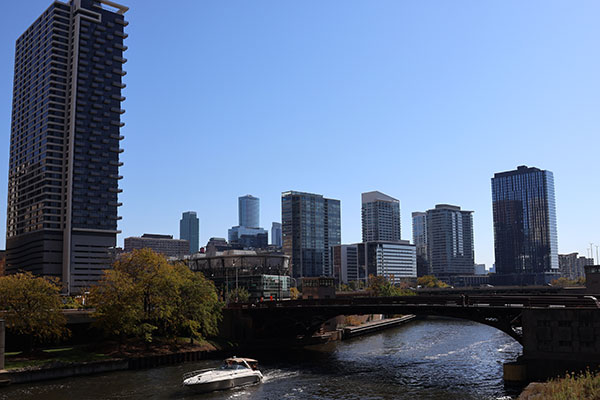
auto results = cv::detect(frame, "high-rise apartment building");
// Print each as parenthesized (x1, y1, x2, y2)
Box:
(281, 191, 341, 278)
(426, 204, 474, 280)
(411, 211, 428, 277)
(239, 195, 259, 228)
(559, 253, 593, 280)
(491, 166, 559, 285)
(271, 222, 282, 247)
(361, 191, 401, 242)
(6, 0, 128, 293)
(180, 211, 199, 254)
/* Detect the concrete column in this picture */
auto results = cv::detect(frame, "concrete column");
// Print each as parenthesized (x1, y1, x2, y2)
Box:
(0, 319, 5, 370)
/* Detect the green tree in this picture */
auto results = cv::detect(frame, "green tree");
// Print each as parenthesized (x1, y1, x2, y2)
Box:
(0, 272, 69, 352)
(225, 286, 250, 304)
(89, 249, 223, 344)
(417, 275, 450, 288)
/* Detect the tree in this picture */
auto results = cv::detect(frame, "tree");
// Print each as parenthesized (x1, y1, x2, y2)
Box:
(0, 272, 69, 352)
(225, 287, 250, 304)
(89, 249, 223, 344)
(417, 275, 450, 288)
(367, 275, 416, 297)
(289, 287, 300, 300)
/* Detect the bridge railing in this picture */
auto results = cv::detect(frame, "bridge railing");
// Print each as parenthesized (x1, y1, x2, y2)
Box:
(228, 294, 600, 309)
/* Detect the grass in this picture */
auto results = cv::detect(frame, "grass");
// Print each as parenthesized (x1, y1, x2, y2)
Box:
(5, 346, 111, 370)
(520, 369, 600, 400)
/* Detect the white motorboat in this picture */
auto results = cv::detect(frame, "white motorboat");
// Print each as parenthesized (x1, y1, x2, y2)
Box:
(182, 357, 263, 393)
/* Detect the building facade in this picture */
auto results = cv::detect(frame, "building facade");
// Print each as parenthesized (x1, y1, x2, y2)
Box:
(331, 244, 361, 285)
(559, 253, 593, 280)
(411, 211, 428, 277)
(271, 222, 282, 247)
(180, 211, 199, 254)
(363, 241, 417, 283)
(361, 191, 401, 242)
(238, 195, 259, 228)
(426, 204, 475, 280)
(124, 234, 189, 258)
(228, 226, 268, 249)
(6, 0, 128, 293)
(187, 249, 291, 300)
(281, 191, 341, 278)
(491, 165, 559, 285)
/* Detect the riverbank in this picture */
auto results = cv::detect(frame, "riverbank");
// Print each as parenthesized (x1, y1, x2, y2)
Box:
(0, 340, 232, 385)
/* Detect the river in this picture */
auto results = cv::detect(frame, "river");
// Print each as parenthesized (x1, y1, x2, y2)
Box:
(0, 317, 523, 400)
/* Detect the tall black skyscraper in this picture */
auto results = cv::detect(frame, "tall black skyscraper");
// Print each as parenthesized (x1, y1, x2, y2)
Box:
(6, 0, 128, 293)
(180, 211, 199, 254)
(491, 165, 559, 285)
(281, 191, 341, 278)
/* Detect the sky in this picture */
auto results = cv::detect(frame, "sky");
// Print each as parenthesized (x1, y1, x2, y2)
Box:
(1, 1, 599, 269)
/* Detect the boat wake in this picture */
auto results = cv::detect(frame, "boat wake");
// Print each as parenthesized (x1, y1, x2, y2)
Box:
(262, 369, 301, 383)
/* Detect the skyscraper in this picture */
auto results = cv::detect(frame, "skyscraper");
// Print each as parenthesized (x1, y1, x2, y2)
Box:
(238, 195, 259, 228)
(491, 165, 559, 285)
(6, 0, 128, 293)
(361, 191, 401, 242)
(411, 211, 429, 277)
(281, 191, 341, 278)
(426, 204, 474, 280)
(180, 211, 199, 254)
(271, 222, 282, 247)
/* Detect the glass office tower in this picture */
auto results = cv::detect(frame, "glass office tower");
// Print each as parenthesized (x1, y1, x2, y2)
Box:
(6, 0, 128, 293)
(491, 166, 559, 285)
(180, 211, 199, 253)
(239, 195, 260, 228)
(281, 191, 341, 278)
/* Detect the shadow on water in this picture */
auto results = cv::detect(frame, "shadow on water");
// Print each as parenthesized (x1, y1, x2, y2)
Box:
(0, 317, 524, 400)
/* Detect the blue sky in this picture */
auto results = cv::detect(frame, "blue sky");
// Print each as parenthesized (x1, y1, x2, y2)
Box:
(1, 1, 599, 268)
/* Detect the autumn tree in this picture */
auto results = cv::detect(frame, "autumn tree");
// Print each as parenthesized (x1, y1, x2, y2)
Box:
(0, 272, 69, 352)
(289, 287, 300, 300)
(89, 249, 222, 344)
(367, 275, 415, 297)
(417, 275, 450, 288)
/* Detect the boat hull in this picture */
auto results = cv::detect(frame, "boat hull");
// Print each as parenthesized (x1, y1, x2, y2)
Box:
(184, 374, 262, 393)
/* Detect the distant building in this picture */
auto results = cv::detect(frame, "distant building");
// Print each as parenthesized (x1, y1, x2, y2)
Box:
(492, 165, 559, 285)
(332, 240, 416, 285)
(361, 191, 401, 242)
(559, 253, 593, 280)
(271, 222, 282, 247)
(124, 234, 189, 258)
(363, 241, 417, 283)
(426, 204, 475, 281)
(474, 264, 487, 275)
(412, 211, 429, 277)
(187, 249, 291, 300)
(180, 211, 199, 254)
(282, 191, 341, 278)
(228, 226, 268, 249)
(239, 195, 260, 228)
(331, 244, 362, 285)
(205, 237, 233, 254)
(229, 195, 267, 249)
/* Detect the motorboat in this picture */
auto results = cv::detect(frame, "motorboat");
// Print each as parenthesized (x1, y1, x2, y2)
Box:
(182, 357, 263, 393)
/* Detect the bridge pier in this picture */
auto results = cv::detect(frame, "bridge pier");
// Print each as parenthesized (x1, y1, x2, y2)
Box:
(504, 308, 600, 383)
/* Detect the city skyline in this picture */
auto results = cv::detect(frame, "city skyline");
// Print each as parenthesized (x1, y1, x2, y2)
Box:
(1, 1, 600, 271)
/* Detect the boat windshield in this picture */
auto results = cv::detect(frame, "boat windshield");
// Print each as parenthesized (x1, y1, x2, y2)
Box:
(220, 362, 248, 370)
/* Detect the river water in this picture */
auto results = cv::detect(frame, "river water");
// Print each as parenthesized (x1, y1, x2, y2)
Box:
(1, 317, 523, 400)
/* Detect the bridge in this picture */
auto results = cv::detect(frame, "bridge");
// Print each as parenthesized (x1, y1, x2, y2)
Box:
(226, 294, 599, 344)
(222, 293, 600, 381)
